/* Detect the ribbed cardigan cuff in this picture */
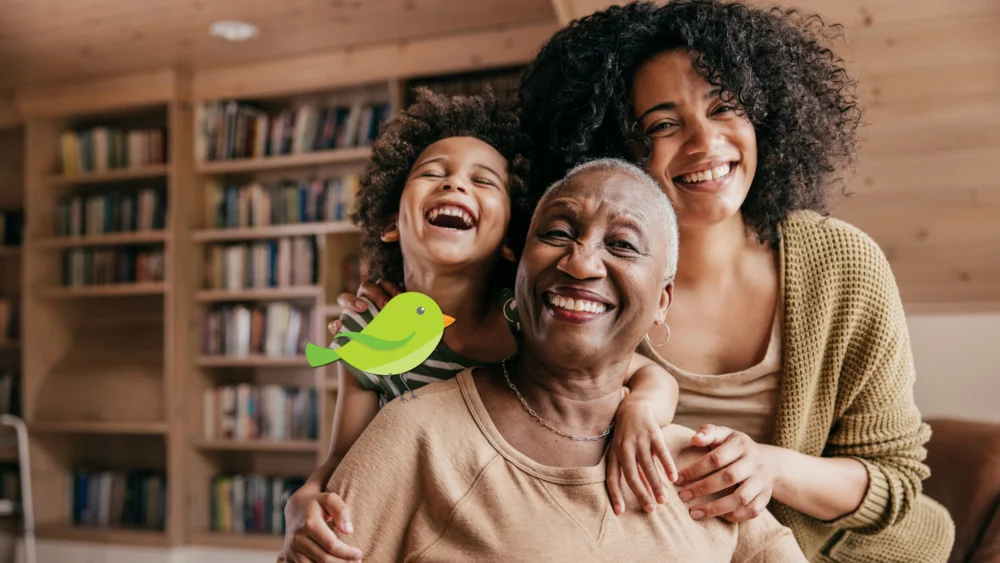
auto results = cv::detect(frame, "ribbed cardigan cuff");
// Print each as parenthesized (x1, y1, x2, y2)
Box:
(823, 457, 892, 531)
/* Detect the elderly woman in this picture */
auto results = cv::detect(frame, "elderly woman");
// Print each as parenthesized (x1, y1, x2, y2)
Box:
(322, 159, 806, 561)
(514, 1, 955, 562)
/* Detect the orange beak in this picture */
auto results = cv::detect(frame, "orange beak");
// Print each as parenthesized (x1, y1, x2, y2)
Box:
(442, 314, 456, 328)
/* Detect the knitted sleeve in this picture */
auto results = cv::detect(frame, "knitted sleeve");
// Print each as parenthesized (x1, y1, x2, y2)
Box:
(820, 230, 931, 534)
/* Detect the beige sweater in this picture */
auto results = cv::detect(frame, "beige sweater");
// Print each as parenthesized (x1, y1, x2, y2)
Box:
(312, 369, 806, 562)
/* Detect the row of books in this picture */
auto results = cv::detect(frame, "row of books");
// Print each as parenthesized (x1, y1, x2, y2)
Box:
(54, 188, 168, 237)
(0, 371, 21, 417)
(71, 469, 167, 531)
(211, 473, 306, 535)
(62, 248, 166, 287)
(59, 127, 167, 175)
(204, 237, 317, 291)
(0, 300, 18, 342)
(203, 385, 318, 442)
(0, 211, 23, 247)
(197, 99, 390, 162)
(202, 302, 312, 358)
(207, 176, 359, 229)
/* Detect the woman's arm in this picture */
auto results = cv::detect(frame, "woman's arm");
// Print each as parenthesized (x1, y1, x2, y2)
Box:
(676, 426, 869, 523)
(763, 444, 868, 521)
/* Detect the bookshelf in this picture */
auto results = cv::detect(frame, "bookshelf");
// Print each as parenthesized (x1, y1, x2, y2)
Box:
(7, 25, 533, 549)
(182, 79, 387, 548)
(0, 122, 24, 534)
(19, 73, 184, 546)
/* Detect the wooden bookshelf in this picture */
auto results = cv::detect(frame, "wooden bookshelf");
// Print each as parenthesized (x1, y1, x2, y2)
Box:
(195, 147, 371, 174)
(195, 287, 321, 302)
(195, 355, 310, 368)
(196, 440, 318, 453)
(38, 282, 167, 299)
(30, 421, 169, 435)
(19, 72, 181, 543)
(36, 522, 169, 547)
(47, 163, 169, 187)
(0, 123, 24, 476)
(190, 531, 282, 551)
(34, 230, 168, 249)
(192, 221, 358, 242)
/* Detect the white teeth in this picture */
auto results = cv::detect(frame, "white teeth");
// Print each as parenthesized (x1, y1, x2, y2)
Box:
(427, 205, 475, 227)
(681, 163, 732, 184)
(546, 293, 608, 314)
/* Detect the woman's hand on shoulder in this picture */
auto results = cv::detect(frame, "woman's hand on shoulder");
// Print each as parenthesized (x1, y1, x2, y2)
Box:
(327, 279, 403, 335)
(282, 482, 363, 562)
(606, 398, 678, 515)
(676, 424, 779, 523)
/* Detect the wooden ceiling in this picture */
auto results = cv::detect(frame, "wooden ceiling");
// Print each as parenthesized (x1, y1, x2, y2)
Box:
(0, 0, 556, 91)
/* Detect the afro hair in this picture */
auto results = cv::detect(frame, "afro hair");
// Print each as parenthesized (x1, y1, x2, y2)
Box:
(517, 0, 863, 247)
(352, 87, 533, 290)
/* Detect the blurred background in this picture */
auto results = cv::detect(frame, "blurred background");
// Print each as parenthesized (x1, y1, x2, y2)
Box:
(0, 1, 996, 562)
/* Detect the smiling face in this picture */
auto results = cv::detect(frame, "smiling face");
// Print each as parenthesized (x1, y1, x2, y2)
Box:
(515, 166, 673, 365)
(630, 50, 758, 231)
(395, 136, 511, 272)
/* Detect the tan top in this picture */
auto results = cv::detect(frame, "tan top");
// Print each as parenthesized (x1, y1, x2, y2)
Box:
(308, 369, 806, 562)
(665, 288, 784, 445)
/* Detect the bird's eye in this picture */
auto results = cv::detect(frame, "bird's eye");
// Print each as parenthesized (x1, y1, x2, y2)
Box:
(416, 307, 425, 315)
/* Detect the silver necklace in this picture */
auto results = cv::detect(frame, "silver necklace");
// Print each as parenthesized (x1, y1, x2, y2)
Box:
(500, 359, 614, 442)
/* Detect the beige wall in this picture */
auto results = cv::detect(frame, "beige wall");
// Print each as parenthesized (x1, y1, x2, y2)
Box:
(909, 312, 1000, 423)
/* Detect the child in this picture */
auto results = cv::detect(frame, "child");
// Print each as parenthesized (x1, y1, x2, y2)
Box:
(280, 89, 680, 563)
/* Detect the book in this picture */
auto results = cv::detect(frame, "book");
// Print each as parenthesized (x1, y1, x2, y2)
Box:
(210, 473, 306, 535)
(203, 384, 317, 441)
(70, 468, 167, 531)
(59, 127, 166, 175)
(204, 236, 317, 290)
(0, 211, 23, 246)
(201, 302, 312, 358)
(61, 248, 166, 286)
(54, 188, 168, 237)
(197, 99, 390, 162)
(206, 175, 360, 229)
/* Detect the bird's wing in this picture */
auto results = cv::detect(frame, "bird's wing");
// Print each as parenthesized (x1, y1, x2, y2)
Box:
(336, 331, 415, 351)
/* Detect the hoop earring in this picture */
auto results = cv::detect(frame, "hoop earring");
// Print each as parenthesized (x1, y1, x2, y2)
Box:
(503, 298, 517, 324)
(643, 321, 671, 348)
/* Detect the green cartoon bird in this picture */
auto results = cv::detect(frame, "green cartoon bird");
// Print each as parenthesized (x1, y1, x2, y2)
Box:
(304, 292, 455, 397)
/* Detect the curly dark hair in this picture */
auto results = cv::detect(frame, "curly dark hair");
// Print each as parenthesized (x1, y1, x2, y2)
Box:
(517, 0, 863, 247)
(352, 87, 533, 290)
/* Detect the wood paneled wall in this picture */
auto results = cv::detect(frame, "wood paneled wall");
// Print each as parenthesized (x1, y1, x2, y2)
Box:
(553, 0, 1000, 309)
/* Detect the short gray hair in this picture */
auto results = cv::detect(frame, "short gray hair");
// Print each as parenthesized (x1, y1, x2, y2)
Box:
(540, 158, 679, 281)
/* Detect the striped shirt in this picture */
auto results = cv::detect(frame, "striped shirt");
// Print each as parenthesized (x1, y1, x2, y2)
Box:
(332, 288, 520, 408)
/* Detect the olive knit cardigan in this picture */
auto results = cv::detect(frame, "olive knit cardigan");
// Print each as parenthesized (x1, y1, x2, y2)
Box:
(640, 210, 955, 561)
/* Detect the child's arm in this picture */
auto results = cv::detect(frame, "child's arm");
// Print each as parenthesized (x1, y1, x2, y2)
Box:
(282, 364, 378, 563)
(622, 354, 679, 427)
(606, 354, 680, 515)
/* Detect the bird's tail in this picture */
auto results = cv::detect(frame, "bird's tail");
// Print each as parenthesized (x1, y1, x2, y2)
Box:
(305, 342, 341, 368)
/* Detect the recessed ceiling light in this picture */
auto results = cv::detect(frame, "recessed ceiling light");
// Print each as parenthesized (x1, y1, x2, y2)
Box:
(209, 21, 259, 41)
